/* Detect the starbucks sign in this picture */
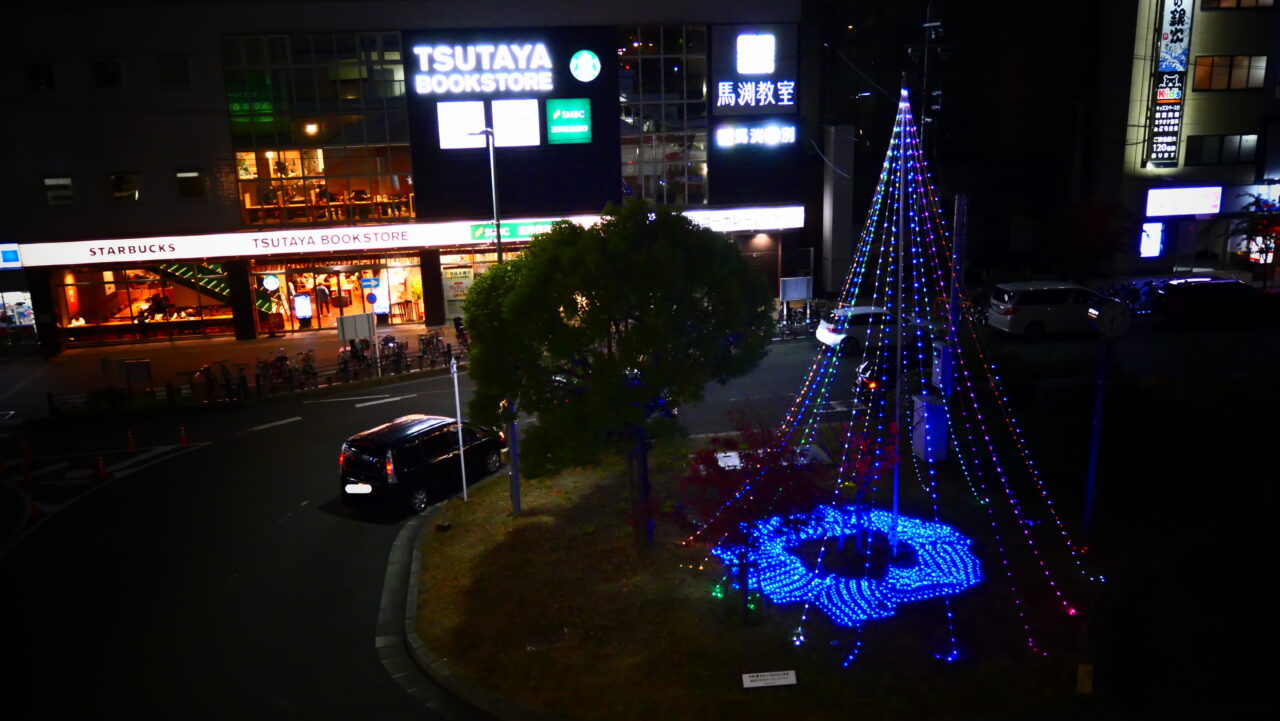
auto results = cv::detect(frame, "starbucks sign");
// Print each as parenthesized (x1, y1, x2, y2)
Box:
(569, 49, 601, 82)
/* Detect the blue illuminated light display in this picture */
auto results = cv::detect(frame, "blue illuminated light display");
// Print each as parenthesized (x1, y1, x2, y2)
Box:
(712, 506, 982, 626)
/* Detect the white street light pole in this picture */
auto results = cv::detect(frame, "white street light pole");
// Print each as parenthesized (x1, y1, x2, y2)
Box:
(451, 356, 468, 501)
(472, 127, 502, 263)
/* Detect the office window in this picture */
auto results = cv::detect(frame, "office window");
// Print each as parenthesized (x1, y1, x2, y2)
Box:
(1193, 55, 1267, 90)
(1202, 0, 1273, 8)
(223, 32, 413, 228)
(175, 171, 206, 200)
(93, 59, 124, 88)
(618, 25, 709, 206)
(109, 173, 140, 202)
(159, 56, 190, 86)
(43, 177, 73, 206)
(26, 62, 55, 91)
(1185, 133, 1258, 164)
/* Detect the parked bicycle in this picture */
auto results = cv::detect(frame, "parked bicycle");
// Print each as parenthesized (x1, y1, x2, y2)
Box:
(296, 349, 319, 388)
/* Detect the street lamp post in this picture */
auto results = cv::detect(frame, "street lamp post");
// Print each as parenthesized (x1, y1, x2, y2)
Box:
(473, 127, 502, 263)
(471, 126, 520, 516)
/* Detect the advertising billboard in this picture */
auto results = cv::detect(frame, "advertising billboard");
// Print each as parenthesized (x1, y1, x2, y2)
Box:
(1146, 1, 1195, 168)
(706, 24, 802, 204)
(405, 27, 620, 221)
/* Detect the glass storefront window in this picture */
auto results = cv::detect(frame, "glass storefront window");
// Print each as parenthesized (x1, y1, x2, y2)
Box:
(250, 254, 424, 334)
(0, 291, 35, 326)
(53, 265, 235, 345)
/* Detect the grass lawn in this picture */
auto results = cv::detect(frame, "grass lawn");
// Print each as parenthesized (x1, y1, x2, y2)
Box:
(415, 435, 1103, 721)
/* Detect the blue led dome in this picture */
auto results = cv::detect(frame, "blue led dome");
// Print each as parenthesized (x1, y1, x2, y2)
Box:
(712, 506, 982, 626)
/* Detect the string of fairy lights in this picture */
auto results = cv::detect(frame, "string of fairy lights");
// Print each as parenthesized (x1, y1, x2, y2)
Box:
(684, 87, 1095, 665)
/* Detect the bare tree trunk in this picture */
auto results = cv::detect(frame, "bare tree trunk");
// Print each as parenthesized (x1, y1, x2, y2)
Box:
(628, 425, 653, 550)
(507, 409, 521, 517)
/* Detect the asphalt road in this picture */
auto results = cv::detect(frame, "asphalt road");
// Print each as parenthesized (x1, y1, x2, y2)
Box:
(0, 372, 495, 720)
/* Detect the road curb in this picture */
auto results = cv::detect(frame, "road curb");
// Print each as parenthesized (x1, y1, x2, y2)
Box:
(404, 498, 558, 721)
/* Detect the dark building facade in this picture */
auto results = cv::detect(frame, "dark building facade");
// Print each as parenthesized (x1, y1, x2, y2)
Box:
(5, 1, 817, 355)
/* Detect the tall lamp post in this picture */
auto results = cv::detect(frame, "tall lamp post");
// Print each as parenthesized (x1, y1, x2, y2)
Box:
(470, 126, 520, 515)
(472, 127, 502, 263)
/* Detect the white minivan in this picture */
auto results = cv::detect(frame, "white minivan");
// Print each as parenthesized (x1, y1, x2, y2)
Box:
(986, 281, 1112, 337)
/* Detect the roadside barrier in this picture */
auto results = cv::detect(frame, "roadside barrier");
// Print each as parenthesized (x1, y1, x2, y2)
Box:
(41, 342, 470, 417)
(179, 425, 188, 448)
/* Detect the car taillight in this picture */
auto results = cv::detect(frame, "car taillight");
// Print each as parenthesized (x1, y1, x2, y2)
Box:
(1000, 306, 1018, 316)
(385, 451, 397, 483)
(868, 380, 878, 390)
(498, 430, 506, 444)
(339, 450, 346, 469)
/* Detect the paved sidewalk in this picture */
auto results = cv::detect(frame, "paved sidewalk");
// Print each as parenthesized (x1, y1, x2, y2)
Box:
(0, 324, 467, 427)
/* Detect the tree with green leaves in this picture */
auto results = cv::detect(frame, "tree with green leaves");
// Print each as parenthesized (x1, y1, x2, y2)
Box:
(464, 199, 775, 548)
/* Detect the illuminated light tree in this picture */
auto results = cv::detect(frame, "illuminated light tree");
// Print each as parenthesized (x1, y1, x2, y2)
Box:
(683, 88, 1099, 665)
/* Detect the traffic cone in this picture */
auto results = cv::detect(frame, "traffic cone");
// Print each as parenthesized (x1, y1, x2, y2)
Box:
(97, 455, 107, 481)
(127, 430, 136, 454)
(179, 425, 188, 448)
(28, 499, 41, 522)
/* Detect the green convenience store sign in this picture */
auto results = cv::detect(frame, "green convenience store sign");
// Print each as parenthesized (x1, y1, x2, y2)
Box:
(469, 221, 558, 242)
(546, 98, 592, 145)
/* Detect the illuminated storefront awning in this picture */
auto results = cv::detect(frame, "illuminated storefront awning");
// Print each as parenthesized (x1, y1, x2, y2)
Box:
(17, 205, 805, 268)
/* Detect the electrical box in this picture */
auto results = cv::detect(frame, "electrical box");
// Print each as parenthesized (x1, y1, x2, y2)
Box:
(911, 394, 948, 462)
(931, 340, 952, 395)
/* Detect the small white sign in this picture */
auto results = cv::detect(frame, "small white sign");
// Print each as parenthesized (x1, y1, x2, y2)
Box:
(742, 670, 796, 688)
(437, 100, 487, 150)
(492, 98, 541, 147)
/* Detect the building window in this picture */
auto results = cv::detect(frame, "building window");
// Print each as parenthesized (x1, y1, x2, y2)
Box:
(109, 173, 141, 202)
(617, 25, 709, 206)
(43, 177, 73, 206)
(222, 32, 411, 228)
(159, 55, 191, 87)
(175, 171, 206, 200)
(1202, 0, 1273, 8)
(1193, 55, 1267, 90)
(250, 254, 426, 333)
(54, 267, 235, 345)
(1185, 133, 1258, 164)
(93, 59, 124, 88)
(26, 62, 55, 91)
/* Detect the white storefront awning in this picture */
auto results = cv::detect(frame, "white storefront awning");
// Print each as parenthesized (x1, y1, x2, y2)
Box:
(16, 205, 805, 268)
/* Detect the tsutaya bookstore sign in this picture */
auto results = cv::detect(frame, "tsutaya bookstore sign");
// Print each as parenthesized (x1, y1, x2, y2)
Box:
(16, 206, 805, 267)
(412, 42, 554, 95)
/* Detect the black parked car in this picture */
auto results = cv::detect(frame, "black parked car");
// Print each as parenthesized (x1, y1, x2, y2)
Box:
(1152, 277, 1280, 326)
(339, 414, 506, 513)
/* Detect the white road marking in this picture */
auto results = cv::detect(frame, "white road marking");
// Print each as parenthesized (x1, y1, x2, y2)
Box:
(303, 394, 390, 404)
(240, 417, 303, 433)
(31, 462, 72, 478)
(355, 394, 417, 407)
(300, 500, 309, 507)
(106, 445, 173, 472)
(0, 376, 34, 403)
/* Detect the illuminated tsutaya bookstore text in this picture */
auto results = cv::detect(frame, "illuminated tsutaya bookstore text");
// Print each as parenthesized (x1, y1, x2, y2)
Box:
(412, 42, 554, 95)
